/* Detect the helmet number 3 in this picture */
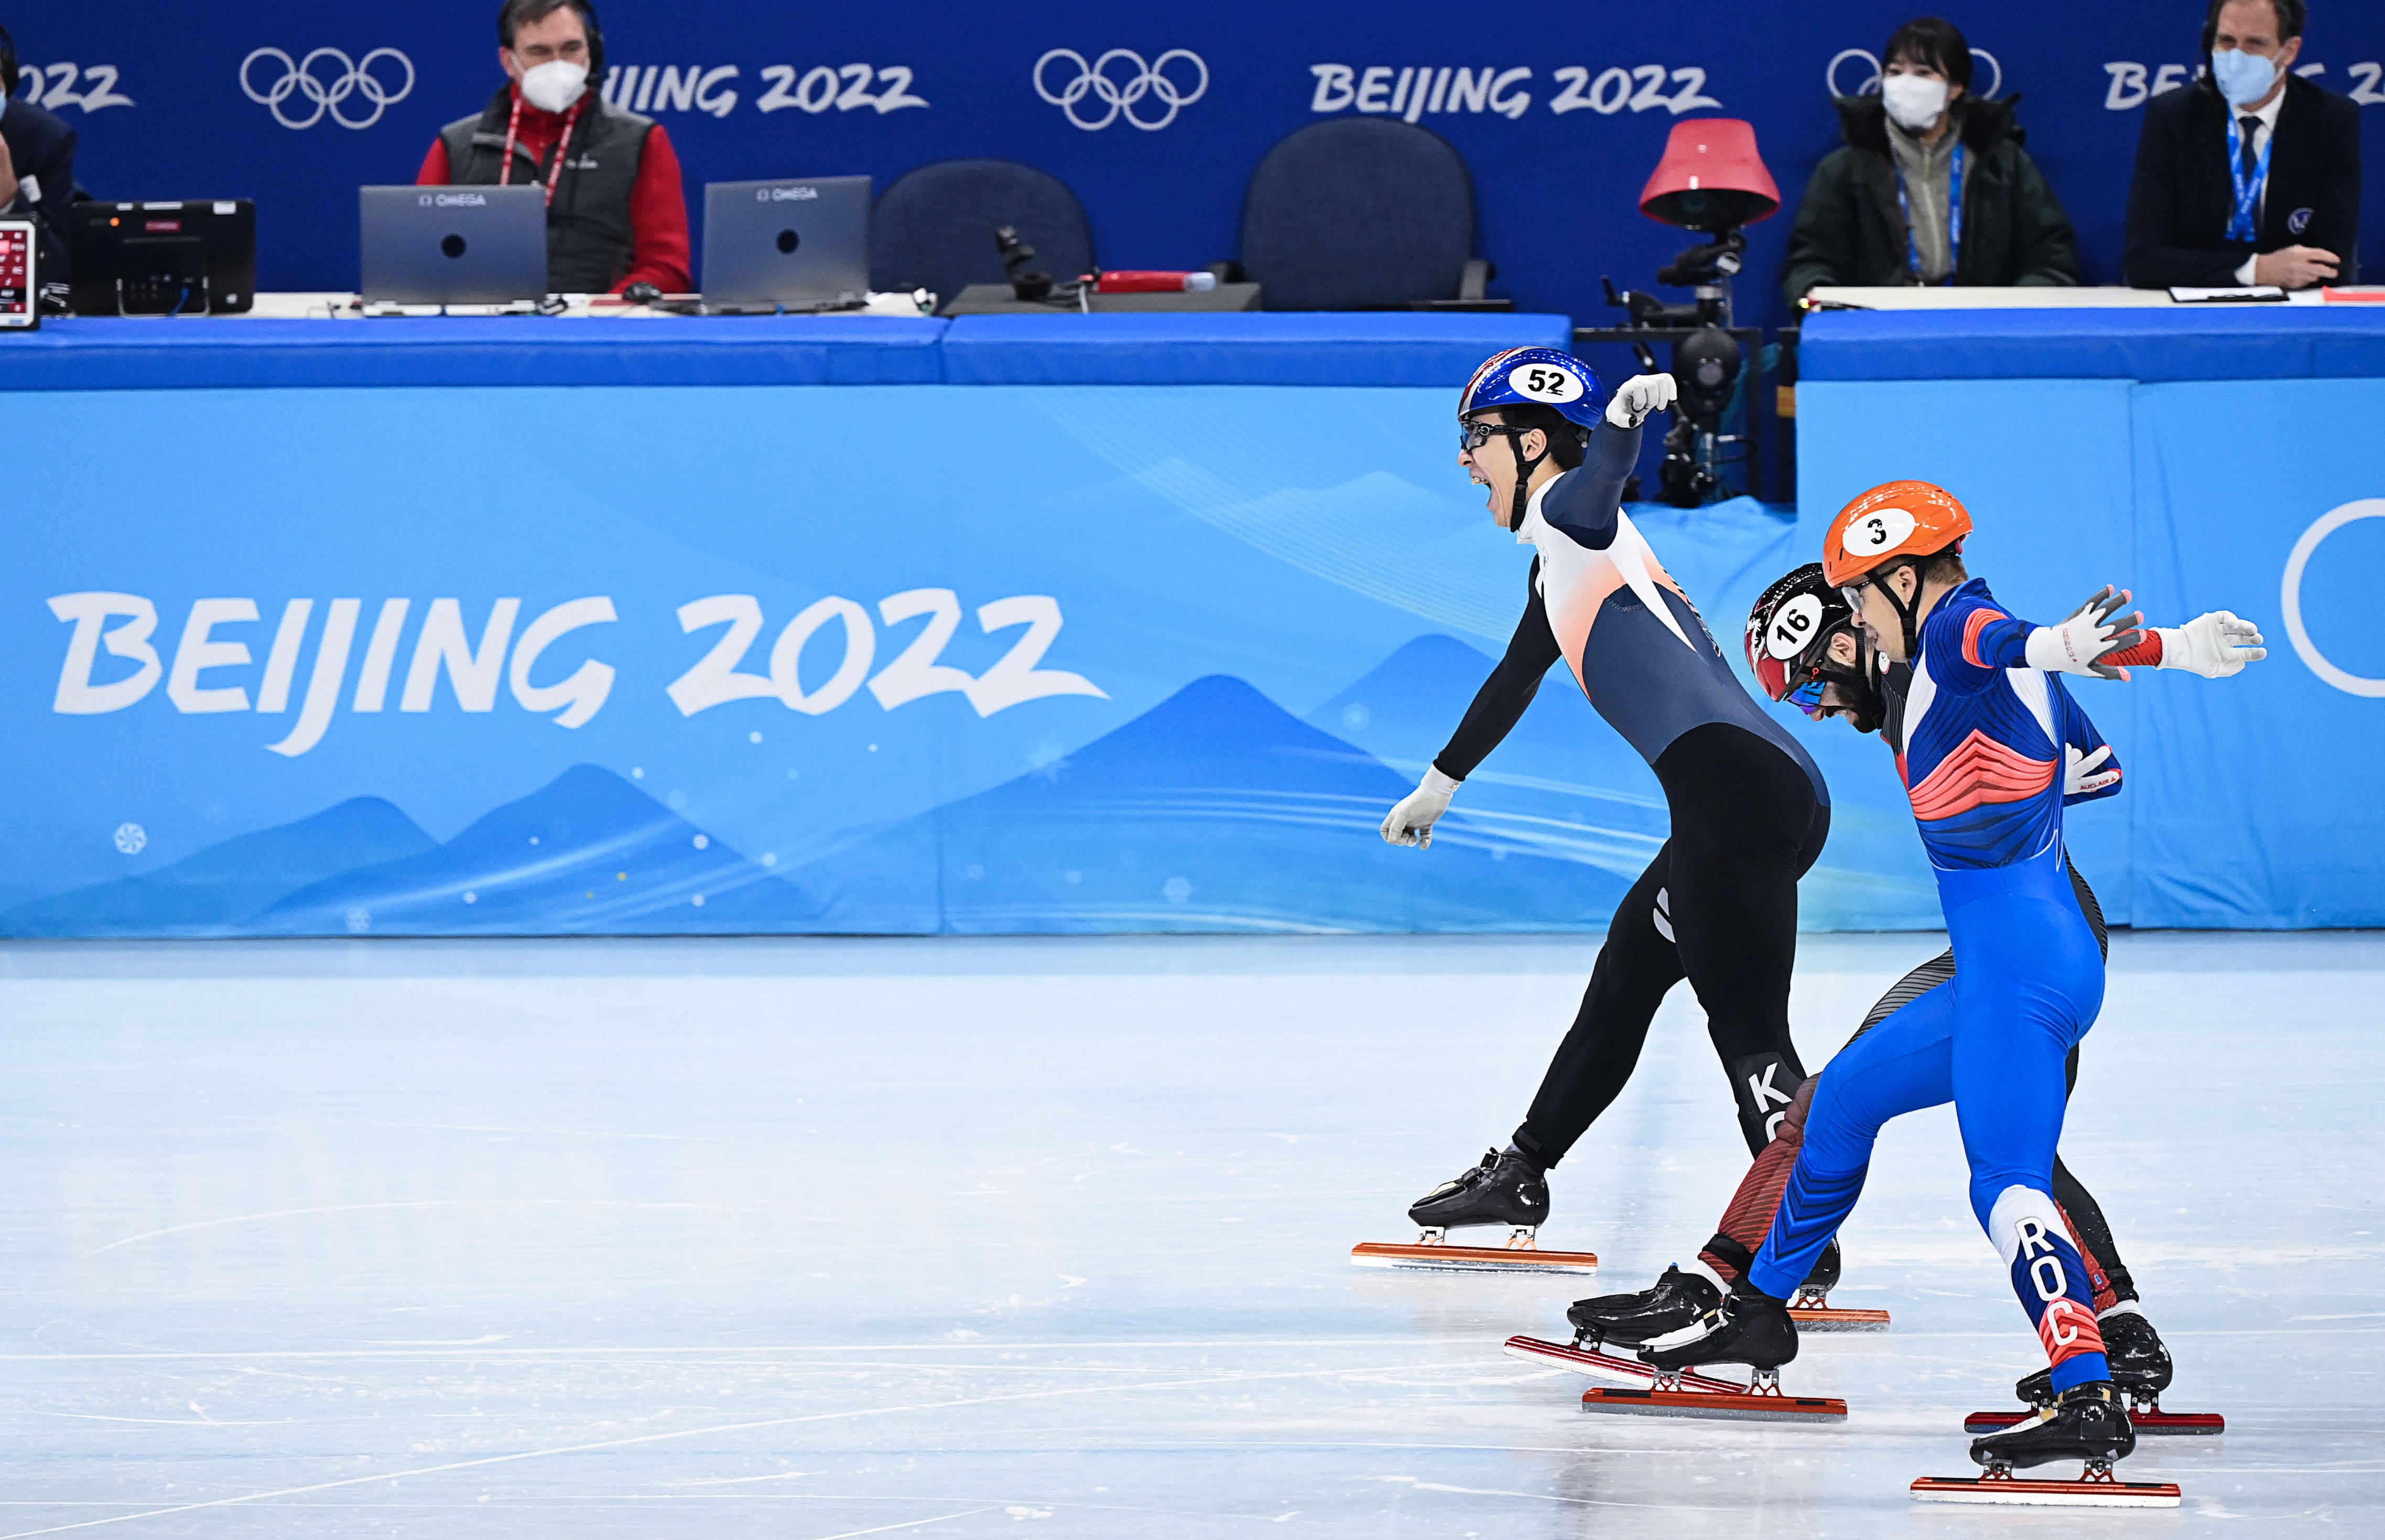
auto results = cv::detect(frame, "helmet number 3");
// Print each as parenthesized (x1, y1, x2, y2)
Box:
(1508, 363, 1584, 404)
(1843, 505, 1917, 556)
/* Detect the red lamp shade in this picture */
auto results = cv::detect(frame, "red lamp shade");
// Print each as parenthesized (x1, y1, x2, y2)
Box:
(1639, 119, 1780, 231)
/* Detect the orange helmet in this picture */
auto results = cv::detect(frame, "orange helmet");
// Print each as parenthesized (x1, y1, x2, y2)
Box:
(1822, 480, 1973, 589)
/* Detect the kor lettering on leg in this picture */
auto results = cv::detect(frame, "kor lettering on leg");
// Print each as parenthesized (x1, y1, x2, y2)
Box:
(1737, 1055, 1795, 1143)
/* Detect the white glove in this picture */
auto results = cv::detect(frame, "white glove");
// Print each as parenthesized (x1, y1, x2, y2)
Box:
(1606, 372, 1678, 430)
(2024, 586, 2145, 680)
(1381, 766, 1461, 848)
(2154, 610, 2267, 678)
(2063, 744, 2119, 797)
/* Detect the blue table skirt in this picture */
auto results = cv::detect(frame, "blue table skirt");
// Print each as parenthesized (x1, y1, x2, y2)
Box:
(1801, 305, 2385, 382)
(939, 312, 1572, 386)
(0, 315, 950, 389)
(0, 311, 1574, 391)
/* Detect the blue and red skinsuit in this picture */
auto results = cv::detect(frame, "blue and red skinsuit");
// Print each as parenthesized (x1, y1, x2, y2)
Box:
(1749, 579, 2115, 1392)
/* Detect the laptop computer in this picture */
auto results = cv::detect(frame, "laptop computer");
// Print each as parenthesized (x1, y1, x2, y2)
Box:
(67, 200, 257, 316)
(361, 185, 547, 304)
(700, 176, 870, 312)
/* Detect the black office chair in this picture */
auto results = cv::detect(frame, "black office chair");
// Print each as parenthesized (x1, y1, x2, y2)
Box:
(1237, 118, 1500, 311)
(870, 159, 1094, 310)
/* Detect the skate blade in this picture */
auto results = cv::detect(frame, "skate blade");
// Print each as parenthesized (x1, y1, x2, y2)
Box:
(1580, 1385, 1848, 1423)
(1350, 1241, 1598, 1275)
(1963, 1408, 2225, 1436)
(1501, 1336, 1742, 1394)
(1788, 1305, 1891, 1332)
(1912, 1474, 2181, 1508)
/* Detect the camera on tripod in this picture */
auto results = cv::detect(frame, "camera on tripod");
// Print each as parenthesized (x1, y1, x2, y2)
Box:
(1598, 121, 1781, 507)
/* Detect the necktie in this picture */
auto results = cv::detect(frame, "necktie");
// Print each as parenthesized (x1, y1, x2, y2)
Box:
(2239, 115, 2262, 182)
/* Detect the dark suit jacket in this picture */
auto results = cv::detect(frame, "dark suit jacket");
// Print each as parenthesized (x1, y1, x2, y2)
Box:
(0, 96, 78, 282)
(2123, 73, 2361, 288)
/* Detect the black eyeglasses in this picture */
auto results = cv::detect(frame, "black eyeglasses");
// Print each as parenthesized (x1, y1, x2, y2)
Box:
(1459, 420, 1521, 454)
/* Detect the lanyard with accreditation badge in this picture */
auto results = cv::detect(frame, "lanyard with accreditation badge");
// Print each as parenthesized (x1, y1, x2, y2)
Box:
(1893, 141, 1964, 286)
(499, 88, 584, 208)
(2224, 113, 2271, 242)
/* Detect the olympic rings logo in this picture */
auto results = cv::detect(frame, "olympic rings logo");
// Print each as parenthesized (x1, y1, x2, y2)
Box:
(2282, 499, 2385, 698)
(1033, 48, 1208, 132)
(240, 47, 415, 130)
(1825, 47, 2002, 101)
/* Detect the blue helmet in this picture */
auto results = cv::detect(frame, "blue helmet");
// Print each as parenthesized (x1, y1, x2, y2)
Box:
(1459, 348, 1603, 528)
(1458, 346, 1605, 431)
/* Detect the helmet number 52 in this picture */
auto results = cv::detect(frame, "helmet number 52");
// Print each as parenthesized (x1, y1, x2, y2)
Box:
(1508, 363, 1584, 403)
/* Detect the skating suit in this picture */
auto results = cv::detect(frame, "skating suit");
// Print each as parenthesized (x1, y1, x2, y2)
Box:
(1432, 421, 1831, 1163)
(1747, 579, 2115, 1391)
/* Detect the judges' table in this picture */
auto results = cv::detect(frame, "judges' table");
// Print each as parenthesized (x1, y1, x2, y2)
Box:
(1794, 299, 2385, 929)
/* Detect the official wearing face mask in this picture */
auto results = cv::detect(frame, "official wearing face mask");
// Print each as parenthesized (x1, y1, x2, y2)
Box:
(1781, 16, 2082, 307)
(414, 0, 693, 296)
(2123, 0, 2360, 290)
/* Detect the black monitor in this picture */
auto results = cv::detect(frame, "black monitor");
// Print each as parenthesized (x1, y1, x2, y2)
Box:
(68, 200, 256, 316)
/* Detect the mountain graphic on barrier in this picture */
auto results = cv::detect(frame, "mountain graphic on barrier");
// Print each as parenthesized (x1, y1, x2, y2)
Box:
(0, 797, 439, 937)
(1, 765, 820, 938)
(791, 672, 1631, 933)
(251, 764, 822, 935)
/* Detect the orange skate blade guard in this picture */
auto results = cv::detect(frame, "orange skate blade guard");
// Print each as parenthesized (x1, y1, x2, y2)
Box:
(1789, 1304, 1891, 1331)
(1913, 1471, 2181, 1507)
(1964, 1407, 2224, 1436)
(1350, 1240, 1598, 1275)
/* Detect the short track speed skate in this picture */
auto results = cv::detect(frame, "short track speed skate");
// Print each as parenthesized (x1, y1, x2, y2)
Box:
(1564, 1264, 1718, 1347)
(1964, 1308, 2221, 1435)
(1351, 1149, 1597, 1275)
(1784, 1241, 1891, 1332)
(1917, 1381, 2181, 1508)
(1528, 1286, 1846, 1422)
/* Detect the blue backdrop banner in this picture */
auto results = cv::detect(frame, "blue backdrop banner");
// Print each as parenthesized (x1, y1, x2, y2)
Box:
(19, 2, 2385, 333)
(1796, 373, 2385, 931)
(4, 377, 2372, 937)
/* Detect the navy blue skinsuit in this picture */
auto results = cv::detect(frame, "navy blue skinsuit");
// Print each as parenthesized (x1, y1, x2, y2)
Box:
(1433, 419, 1832, 1161)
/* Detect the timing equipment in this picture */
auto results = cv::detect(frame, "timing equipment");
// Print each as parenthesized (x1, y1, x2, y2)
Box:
(67, 201, 258, 316)
(0, 218, 37, 330)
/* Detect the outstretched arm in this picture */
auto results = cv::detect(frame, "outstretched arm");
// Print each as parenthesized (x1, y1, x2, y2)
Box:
(1382, 567, 1562, 848)
(1435, 567, 1563, 780)
(2102, 610, 2267, 678)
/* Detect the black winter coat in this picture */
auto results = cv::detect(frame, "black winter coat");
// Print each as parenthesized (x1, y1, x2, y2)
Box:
(1779, 94, 2082, 306)
(2123, 72, 2361, 289)
(1, 96, 78, 280)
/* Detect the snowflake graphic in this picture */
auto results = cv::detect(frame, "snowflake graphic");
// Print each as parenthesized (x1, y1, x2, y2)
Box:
(112, 822, 147, 855)
(345, 907, 372, 934)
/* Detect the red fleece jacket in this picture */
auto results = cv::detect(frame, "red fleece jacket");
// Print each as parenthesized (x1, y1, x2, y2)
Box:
(416, 88, 692, 294)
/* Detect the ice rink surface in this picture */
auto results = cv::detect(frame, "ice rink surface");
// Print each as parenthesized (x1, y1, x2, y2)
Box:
(1, 930, 2379, 1538)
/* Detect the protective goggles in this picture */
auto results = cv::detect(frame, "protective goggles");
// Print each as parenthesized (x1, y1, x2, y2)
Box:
(1783, 676, 1828, 712)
